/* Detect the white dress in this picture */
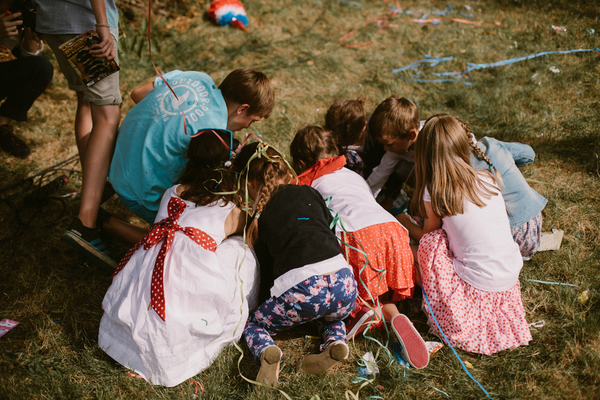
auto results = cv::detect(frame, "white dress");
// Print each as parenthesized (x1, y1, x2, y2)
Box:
(98, 185, 259, 387)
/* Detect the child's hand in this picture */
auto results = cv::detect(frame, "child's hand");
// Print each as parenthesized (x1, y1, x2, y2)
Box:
(89, 25, 115, 60)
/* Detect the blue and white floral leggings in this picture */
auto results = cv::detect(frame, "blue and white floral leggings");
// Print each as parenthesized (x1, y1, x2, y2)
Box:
(244, 268, 358, 364)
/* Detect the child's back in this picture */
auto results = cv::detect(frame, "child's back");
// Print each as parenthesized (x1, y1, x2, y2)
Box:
(99, 188, 242, 386)
(99, 130, 257, 387)
(299, 160, 397, 232)
(423, 173, 522, 291)
(253, 184, 345, 295)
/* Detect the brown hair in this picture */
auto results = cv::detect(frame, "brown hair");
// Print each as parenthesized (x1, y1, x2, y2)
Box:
(324, 97, 367, 148)
(289, 126, 339, 173)
(233, 142, 292, 247)
(219, 69, 275, 118)
(369, 96, 420, 141)
(177, 130, 239, 207)
(411, 114, 499, 219)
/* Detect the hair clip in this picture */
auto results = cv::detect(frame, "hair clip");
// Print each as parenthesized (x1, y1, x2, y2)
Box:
(224, 160, 232, 168)
(254, 213, 260, 220)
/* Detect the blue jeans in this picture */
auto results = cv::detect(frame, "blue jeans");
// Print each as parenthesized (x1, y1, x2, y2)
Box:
(470, 137, 547, 227)
(244, 268, 357, 363)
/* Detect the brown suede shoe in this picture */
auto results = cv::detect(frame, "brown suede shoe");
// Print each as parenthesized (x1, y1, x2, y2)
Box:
(256, 345, 281, 387)
(302, 341, 349, 375)
(0, 124, 31, 159)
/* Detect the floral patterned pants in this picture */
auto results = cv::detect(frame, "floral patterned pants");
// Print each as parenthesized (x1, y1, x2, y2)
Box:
(244, 268, 357, 363)
(511, 212, 542, 261)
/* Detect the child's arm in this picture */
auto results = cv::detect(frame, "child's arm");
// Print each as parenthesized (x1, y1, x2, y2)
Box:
(397, 201, 441, 242)
(130, 82, 155, 104)
(89, 0, 115, 60)
(225, 206, 248, 237)
(366, 151, 402, 197)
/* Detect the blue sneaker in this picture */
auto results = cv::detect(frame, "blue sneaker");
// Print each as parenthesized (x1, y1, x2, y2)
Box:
(62, 216, 117, 271)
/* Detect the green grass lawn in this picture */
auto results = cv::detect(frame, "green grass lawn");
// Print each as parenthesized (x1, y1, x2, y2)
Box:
(1, 0, 599, 398)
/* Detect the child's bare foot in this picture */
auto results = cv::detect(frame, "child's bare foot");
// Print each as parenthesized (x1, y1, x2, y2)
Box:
(256, 345, 281, 387)
(302, 341, 349, 375)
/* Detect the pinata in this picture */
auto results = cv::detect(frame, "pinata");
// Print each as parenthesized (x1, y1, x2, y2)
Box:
(208, 0, 249, 32)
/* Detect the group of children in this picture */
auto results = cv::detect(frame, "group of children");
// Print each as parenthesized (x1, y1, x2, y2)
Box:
(97, 80, 547, 388)
(0, 0, 546, 390)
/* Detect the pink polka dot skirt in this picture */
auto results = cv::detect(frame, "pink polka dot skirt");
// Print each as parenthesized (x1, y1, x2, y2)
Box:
(418, 229, 532, 355)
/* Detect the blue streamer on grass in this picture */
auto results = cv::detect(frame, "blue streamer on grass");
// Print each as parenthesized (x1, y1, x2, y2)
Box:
(393, 48, 600, 85)
(417, 268, 495, 399)
(525, 279, 579, 287)
(338, 0, 363, 6)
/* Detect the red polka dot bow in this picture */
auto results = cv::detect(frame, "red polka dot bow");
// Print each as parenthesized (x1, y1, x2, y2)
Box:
(112, 197, 217, 321)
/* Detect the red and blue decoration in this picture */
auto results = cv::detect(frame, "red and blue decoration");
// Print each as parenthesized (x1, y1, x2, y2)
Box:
(208, 0, 249, 32)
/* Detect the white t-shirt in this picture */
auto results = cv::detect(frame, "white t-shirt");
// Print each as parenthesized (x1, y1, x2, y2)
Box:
(311, 168, 399, 233)
(423, 174, 523, 292)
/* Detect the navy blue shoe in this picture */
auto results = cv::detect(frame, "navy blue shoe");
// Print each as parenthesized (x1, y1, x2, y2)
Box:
(62, 216, 117, 271)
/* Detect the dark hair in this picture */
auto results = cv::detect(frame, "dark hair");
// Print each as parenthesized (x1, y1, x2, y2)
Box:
(234, 142, 292, 247)
(324, 97, 366, 148)
(289, 125, 338, 173)
(177, 130, 238, 207)
(219, 69, 275, 118)
(369, 96, 419, 140)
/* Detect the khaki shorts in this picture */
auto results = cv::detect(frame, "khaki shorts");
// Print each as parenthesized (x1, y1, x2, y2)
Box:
(44, 33, 122, 106)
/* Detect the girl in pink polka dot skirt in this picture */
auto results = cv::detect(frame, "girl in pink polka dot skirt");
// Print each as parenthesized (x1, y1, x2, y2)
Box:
(397, 114, 532, 355)
(98, 130, 258, 387)
(290, 126, 429, 369)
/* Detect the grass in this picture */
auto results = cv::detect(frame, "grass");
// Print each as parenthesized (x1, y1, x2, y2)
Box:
(1, 0, 599, 398)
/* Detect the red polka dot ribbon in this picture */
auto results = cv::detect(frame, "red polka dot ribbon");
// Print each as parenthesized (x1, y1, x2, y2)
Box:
(112, 197, 217, 321)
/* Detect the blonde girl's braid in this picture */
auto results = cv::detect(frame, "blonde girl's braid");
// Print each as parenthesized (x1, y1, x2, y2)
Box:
(457, 117, 503, 186)
(457, 118, 491, 165)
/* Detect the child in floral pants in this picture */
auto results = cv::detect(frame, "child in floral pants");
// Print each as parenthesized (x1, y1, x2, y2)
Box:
(245, 269, 357, 361)
(235, 142, 358, 387)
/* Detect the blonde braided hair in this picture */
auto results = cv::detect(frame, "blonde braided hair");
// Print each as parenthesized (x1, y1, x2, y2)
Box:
(457, 118, 503, 187)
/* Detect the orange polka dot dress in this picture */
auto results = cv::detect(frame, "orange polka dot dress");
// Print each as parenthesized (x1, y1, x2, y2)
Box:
(418, 229, 532, 355)
(296, 157, 415, 315)
(341, 222, 414, 303)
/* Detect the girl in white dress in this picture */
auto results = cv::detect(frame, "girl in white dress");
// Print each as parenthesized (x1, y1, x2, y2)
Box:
(98, 130, 258, 387)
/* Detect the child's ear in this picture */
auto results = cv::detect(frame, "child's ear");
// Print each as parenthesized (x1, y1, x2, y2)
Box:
(237, 104, 251, 115)
(408, 128, 418, 140)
